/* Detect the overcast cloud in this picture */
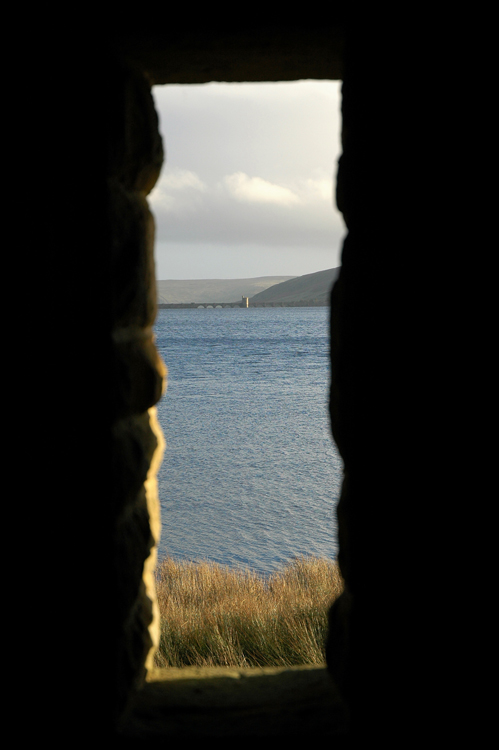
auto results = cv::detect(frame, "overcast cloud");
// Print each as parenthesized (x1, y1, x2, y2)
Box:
(150, 80, 344, 280)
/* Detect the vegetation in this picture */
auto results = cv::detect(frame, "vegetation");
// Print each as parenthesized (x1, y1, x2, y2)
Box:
(154, 555, 344, 669)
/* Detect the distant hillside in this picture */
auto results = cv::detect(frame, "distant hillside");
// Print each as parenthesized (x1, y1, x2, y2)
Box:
(249, 267, 340, 304)
(156, 276, 296, 304)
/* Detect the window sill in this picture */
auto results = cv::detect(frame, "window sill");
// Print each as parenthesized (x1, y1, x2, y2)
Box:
(119, 664, 349, 737)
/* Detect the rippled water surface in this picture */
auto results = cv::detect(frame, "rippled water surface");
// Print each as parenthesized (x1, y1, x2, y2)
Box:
(154, 306, 343, 575)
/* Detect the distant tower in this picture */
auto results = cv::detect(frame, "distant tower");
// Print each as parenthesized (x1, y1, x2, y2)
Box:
(241, 296, 249, 308)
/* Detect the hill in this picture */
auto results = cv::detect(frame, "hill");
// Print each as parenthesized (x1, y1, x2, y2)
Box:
(156, 276, 296, 304)
(249, 267, 340, 304)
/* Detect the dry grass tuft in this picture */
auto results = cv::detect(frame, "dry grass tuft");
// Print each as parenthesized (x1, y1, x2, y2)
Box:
(154, 555, 344, 668)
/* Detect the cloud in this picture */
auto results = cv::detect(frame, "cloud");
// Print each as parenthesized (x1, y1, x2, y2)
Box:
(223, 172, 301, 207)
(302, 176, 334, 203)
(149, 169, 343, 251)
(159, 169, 206, 192)
(149, 168, 207, 214)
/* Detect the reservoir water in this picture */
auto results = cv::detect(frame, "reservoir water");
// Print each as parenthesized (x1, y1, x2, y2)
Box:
(153, 306, 343, 576)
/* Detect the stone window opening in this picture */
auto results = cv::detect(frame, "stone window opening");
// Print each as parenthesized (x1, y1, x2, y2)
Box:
(108, 30, 350, 740)
(43, 20, 477, 744)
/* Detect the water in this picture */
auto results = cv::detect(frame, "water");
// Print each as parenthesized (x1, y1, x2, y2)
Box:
(153, 306, 343, 576)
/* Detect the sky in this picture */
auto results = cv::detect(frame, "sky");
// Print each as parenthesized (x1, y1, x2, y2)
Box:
(149, 80, 344, 281)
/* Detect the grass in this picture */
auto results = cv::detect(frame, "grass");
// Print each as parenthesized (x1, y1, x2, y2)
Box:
(154, 555, 344, 669)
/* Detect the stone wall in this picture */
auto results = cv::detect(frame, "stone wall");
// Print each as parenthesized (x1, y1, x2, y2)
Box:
(326, 27, 427, 737)
(325, 22, 479, 741)
(32, 18, 485, 742)
(106, 59, 167, 722)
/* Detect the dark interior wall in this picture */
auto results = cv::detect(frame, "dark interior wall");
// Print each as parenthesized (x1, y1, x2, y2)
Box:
(326, 22, 486, 742)
(326, 25, 434, 735)
(110, 21, 345, 84)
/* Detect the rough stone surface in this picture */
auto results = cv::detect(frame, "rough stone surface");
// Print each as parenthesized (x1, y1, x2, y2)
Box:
(106, 60, 164, 194)
(109, 183, 158, 329)
(111, 24, 345, 84)
(119, 666, 349, 737)
(106, 58, 167, 723)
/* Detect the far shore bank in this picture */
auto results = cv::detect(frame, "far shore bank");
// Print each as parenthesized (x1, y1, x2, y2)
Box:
(158, 300, 329, 309)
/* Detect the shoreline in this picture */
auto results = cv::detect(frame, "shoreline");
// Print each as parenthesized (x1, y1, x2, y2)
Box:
(157, 300, 329, 309)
